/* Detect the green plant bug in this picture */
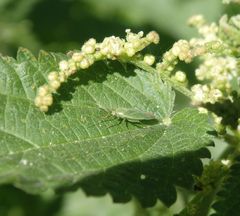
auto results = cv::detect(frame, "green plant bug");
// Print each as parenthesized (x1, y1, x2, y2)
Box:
(110, 108, 157, 123)
(82, 102, 158, 127)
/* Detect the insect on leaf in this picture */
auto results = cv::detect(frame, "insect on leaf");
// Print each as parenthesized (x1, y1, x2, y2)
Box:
(112, 108, 157, 122)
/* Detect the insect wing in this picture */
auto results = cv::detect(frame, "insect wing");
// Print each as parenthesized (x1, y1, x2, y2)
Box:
(115, 108, 156, 120)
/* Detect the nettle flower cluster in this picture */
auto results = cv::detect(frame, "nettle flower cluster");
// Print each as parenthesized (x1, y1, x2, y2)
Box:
(188, 14, 240, 131)
(35, 27, 223, 113)
(159, 13, 240, 133)
(188, 15, 239, 107)
(155, 27, 222, 85)
(35, 30, 159, 112)
(35, 12, 240, 135)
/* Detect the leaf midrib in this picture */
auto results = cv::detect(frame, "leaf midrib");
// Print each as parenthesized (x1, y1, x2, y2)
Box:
(0, 123, 164, 162)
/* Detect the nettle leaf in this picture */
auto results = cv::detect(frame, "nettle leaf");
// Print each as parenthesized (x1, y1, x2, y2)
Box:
(0, 48, 212, 207)
(212, 157, 240, 216)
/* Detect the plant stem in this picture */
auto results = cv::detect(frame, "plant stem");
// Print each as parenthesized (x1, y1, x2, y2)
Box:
(176, 160, 229, 216)
(130, 60, 193, 98)
(176, 189, 217, 216)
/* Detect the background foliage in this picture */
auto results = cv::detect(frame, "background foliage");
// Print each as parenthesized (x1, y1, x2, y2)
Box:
(0, 0, 237, 216)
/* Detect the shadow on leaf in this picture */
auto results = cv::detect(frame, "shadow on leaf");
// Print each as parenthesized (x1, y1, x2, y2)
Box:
(47, 61, 137, 115)
(58, 148, 210, 208)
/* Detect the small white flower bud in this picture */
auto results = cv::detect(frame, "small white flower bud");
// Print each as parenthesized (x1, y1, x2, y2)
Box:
(210, 41, 222, 50)
(174, 71, 186, 82)
(72, 52, 84, 62)
(167, 66, 174, 71)
(82, 44, 95, 54)
(138, 31, 144, 37)
(198, 107, 208, 114)
(191, 84, 205, 104)
(59, 60, 69, 71)
(193, 46, 206, 56)
(48, 71, 58, 82)
(211, 89, 223, 101)
(40, 105, 49, 112)
(188, 15, 205, 27)
(132, 40, 141, 48)
(50, 80, 61, 90)
(87, 56, 95, 65)
(221, 159, 231, 166)
(172, 46, 181, 56)
(38, 85, 49, 96)
(87, 38, 97, 45)
(34, 96, 43, 107)
(202, 85, 209, 92)
(213, 114, 222, 125)
(94, 51, 103, 60)
(59, 71, 66, 82)
(146, 31, 160, 44)
(124, 42, 133, 49)
(164, 51, 175, 62)
(126, 48, 135, 57)
(43, 95, 53, 106)
(100, 46, 109, 55)
(144, 54, 155, 66)
(79, 58, 90, 69)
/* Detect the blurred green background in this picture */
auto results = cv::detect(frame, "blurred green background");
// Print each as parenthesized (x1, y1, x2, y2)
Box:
(0, 0, 237, 215)
(0, 0, 226, 57)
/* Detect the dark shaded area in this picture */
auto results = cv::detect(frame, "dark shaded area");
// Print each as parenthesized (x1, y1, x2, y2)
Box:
(58, 148, 210, 208)
(224, 3, 240, 16)
(212, 156, 240, 216)
(206, 91, 240, 129)
(0, 185, 63, 216)
(29, 0, 127, 51)
(0, 0, 177, 57)
(28, 0, 176, 55)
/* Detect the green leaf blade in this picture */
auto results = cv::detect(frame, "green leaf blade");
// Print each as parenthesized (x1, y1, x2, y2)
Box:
(0, 49, 213, 207)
